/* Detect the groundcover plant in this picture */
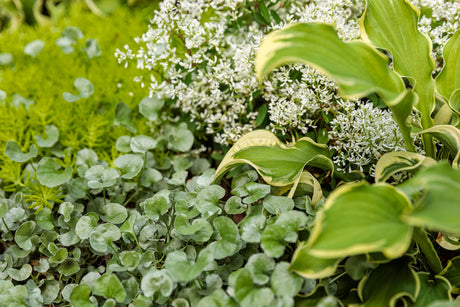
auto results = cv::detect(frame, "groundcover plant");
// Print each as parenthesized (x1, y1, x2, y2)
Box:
(0, 0, 460, 306)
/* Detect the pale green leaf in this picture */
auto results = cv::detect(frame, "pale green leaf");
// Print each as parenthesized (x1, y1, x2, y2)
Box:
(165, 248, 213, 282)
(195, 185, 225, 217)
(93, 274, 126, 302)
(35, 125, 59, 148)
(139, 95, 164, 121)
(14, 221, 36, 250)
(308, 182, 413, 259)
(5, 141, 38, 163)
(208, 216, 239, 259)
(69, 284, 94, 307)
(400, 163, 460, 234)
(130, 135, 157, 154)
(90, 223, 121, 253)
(102, 203, 128, 224)
(216, 130, 333, 186)
(420, 125, 460, 167)
(231, 268, 275, 307)
(141, 195, 169, 221)
(263, 195, 294, 215)
(76, 213, 99, 240)
(113, 102, 136, 132)
(24, 39, 45, 57)
(245, 253, 275, 285)
(116, 136, 132, 153)
(375, 151, 437, 183)
(114, 154, 144, 179)
(436, 30, 460, 104)
(7, 264, 32, 281)
(361, 0, 435, 125)
(59, 202, 74, 222)
(256, 23, 404, 101)
(240, 214, 266, 243)
(141, 269, 175, 298)
(74, 78, 94, 98)
(85, 39, 101, 59)
(270, 262, 303, 298)
(261, 224, 286, 258)
(37, 158, 73, 188)
(58, 258, 80, 276)
(169, 127, 194, 152)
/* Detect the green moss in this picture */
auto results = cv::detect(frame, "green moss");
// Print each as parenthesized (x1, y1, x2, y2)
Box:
(0, 3, 156, 186)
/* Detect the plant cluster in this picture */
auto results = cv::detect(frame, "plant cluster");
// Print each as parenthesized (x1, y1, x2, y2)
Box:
(118, 0, 460, 172)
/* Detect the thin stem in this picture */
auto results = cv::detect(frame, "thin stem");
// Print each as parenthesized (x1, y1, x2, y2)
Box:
(413, 227, 442, 274)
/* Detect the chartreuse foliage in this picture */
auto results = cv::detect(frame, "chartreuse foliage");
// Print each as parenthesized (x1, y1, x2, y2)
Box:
(213, 0, 460, 305)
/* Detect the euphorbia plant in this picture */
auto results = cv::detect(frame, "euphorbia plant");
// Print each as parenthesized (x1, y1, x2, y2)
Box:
(216, 0, 460, 304)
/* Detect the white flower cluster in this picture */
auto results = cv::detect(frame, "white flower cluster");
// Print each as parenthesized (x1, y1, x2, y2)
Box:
(117, 0, 459, 171)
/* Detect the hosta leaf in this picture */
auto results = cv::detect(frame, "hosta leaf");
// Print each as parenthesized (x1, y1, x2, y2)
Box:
(139, 95, 165, 121)
(256, 23, 404, 101)
(436, 30, 460, 104)
(361, 0, 435, 126)
(141, 269, 175, 298)
(114, 154, 144, 179)
(440, 256, 460, 294)
(209, 217, 239, 259)
(375, 152, 437, 183)
(35, 125, 59, 148)
(70, 284, 93, 307)
(93, 274, 126, 302)
(5, 141, 38, 163)
(245, 253, 275, 285)
(400, 163, 460, 234)
(216, 130, 333, 186)
(410, 273, 452, 307)
(165, 248, 213, 282)
(270, 262, 303, 298)
(130, 135, 157, 154)
(358, 256, 419, 307)
(36, 158, 73, 188)
(420, 125, 460, 168)
(307, 182, 413, 259)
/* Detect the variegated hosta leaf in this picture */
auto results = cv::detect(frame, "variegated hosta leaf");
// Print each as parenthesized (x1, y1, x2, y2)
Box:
(290, 183, 413, 279)
(399, 162, 460, 234)
(289, 241, 341, 279)
(288, 171, 322, 206)
(255, 22, 416, 152)
(256, 23, 404, 101)
(375, 151, 437, 183)
(436, 30, 460, 107)
(420, 125, 460, 168)
(437, 233, 460, 251)
(361, 0, 436, 130)
(215, 130, 333, 187)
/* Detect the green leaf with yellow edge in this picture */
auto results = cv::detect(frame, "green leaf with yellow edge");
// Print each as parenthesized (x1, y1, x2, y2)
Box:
(440, 256, 460, 294)
(375, 151, 437, 183)
(215, 130, 333, 187)
(256, 23, 404, 100)
(307, 182, 413, 259)
(289, 241, 342, 279)
(420, 125, 460, 168)
(358, 256, 419, 307)
(409, 273, 452, 307)
(436, 30, 460, 106)
(361, 0, 436, 130)
(400, 163, 460, 235)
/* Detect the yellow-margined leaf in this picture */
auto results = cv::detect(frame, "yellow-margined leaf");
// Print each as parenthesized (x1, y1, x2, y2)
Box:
(420, 125, 460, 168)
(436, 30, 460, 107)
(374, 151, 437, 183)
(214, 130, 333, 187)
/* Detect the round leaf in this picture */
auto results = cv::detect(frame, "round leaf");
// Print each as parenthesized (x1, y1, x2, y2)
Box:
(35, 125, 59, 148)
(14, 221, 36, 250)
(76, 213, 99, 240)
(93, 274, 126, 302)
(70, 284, 93, 307)
(139, 95, 164, 121)
(102, 203, 128, 224)
(90, 223, 121, 253)
(24, 39, 45, 57)
(141, 269, 175, 298)
(37, 158, 73, 188)
(130, 135, 157, 154)
(75, 78, 94, 98)
(114, 154, 144, 179)
(270, 262, 303, 297)
(5, 141, 38, 163)
(142, 195, 169, 221)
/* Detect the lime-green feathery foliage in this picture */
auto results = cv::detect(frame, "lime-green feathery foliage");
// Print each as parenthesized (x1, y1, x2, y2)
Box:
(0, 3, 155, 186)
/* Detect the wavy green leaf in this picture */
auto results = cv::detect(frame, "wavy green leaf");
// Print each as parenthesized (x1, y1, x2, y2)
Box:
(400, 163, 460, 234)
(361, 0, 435, 129)
(410, 273, 452, 307)
(440, 256, 460, 294)
(375, 151, 437, 183)
(307, 183, 413, 259)
(420, 125, 460, 167)
(215, 130, 333, 186)
(436, 30, 460, 104)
